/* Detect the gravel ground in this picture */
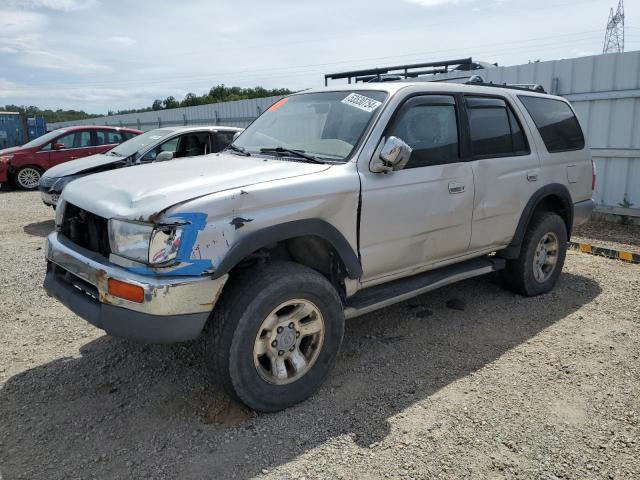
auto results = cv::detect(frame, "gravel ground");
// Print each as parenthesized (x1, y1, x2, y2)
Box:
(573, 220, 640, 255)
(1, 191, 639, 480)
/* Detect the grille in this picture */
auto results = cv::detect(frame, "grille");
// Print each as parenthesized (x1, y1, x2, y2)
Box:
(61, 203, 111, 258)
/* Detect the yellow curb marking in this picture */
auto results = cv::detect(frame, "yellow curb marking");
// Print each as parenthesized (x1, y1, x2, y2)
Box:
(579, 244, 592, 253)
(618, 251, 634, 262)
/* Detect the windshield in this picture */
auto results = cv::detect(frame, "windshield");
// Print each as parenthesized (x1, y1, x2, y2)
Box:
(21, 129, 67, 148)
(109, 128, 173, 157)
(233, 90, 388, 162)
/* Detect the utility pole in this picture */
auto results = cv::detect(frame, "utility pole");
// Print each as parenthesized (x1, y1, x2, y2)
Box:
(603, 0, 625, 54)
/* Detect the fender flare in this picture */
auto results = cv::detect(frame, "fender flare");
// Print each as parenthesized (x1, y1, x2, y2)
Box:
(500, 183, 573, 259)
(211, 219, 362, 279)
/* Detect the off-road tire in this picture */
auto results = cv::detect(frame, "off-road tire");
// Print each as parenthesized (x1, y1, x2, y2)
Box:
(204, 261, 345, 412)
(503, 212, 567, 297)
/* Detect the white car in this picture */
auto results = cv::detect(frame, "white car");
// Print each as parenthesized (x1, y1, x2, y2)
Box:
(38, 126, 243, 207)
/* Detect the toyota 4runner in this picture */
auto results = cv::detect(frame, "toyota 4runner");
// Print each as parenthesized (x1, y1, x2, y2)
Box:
(43, 82, 595, 412)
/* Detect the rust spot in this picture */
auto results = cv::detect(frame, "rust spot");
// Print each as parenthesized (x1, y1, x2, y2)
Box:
(229, 217, 253, 230)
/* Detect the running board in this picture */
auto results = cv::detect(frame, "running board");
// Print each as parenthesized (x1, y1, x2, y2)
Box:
(344, 257, 505, 319)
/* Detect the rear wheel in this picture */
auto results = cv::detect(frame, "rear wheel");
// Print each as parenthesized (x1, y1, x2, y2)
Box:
(15, 166, 43, 190)
(502, 212, 567, 296)
(205, 261, 345, 412)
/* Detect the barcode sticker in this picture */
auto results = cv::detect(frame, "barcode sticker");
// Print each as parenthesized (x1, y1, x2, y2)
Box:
(341, 93, 382, 113)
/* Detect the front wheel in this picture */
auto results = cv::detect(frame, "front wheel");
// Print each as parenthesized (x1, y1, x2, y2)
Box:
(502, 212, 567, 296)
(205, 262, 345, 412)
(15, 166, 43, 190)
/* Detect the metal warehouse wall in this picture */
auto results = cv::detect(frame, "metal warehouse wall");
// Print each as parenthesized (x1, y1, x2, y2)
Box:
(428, 51, 640, 213)
(48, 95, 284, 131)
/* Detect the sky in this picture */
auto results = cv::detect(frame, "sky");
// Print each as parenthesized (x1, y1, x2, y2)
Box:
(0, 0, 639, 114)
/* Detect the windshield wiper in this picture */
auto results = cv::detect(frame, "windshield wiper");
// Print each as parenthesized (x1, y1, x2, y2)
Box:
(226, 144, 251, 156)
(259, 147, 324, 164)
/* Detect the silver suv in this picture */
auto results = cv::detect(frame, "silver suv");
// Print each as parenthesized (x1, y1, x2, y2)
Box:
(43, 82, 594, 412)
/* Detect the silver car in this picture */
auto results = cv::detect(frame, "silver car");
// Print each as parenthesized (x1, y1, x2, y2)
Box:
(38, 126, 243, 207)
(44, 83, 594, 412)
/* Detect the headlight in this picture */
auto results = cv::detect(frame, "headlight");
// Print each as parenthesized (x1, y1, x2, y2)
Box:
(109, 219, 183, 265)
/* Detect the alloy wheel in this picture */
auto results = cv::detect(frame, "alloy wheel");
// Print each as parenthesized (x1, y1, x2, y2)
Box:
(253, 299, 325, 385)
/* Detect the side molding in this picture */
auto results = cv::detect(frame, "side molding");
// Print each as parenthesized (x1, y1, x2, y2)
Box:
(500, 183, 573, 259)
(212, 219, 362, 279)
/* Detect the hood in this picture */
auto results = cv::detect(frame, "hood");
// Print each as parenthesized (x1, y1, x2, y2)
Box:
(0, 146, 25, 156)
(43, 153, 119, 179)
(61, 152, 331, 219)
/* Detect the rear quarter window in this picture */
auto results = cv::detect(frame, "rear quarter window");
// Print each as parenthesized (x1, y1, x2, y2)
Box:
(518, 96, 585, 153)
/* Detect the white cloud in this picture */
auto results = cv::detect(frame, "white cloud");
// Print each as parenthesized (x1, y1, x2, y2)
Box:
(0, 0, 97, 11)
(0, 77, 167, 103)
(406, 0, 468, 6)
(109, 36, 135, 46)
(16, 47, 110, 73)
(0, 10, 47, 32)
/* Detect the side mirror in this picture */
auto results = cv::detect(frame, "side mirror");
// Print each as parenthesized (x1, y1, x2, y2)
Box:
(233, 131, 242, 141)
(155, 151, 174, 162)
(370, 136, 412, 173)
(53, 142, 66, 151)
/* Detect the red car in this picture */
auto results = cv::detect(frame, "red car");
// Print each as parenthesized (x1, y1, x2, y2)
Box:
(0, 125, 142, 190)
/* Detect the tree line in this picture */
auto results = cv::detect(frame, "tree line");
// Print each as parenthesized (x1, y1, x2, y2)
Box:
(2, 85, 292, 123)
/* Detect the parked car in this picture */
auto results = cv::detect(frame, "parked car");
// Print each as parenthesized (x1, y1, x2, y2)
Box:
(44, 83, 594, 412)
(0, 126, 141, 190)
(39, 126, 243, 207)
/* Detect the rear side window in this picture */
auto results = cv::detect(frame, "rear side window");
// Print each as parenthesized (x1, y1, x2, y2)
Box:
(518, 96, 585, 152)
(95, 130, 123, 145)
(466, 96, 529, 158)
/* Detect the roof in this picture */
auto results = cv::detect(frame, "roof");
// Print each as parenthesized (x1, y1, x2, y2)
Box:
(0, 111, 21, 115)
(297, 81, 563, 101)
(51, 125, 142, 133)
(154, 125, 244, 133)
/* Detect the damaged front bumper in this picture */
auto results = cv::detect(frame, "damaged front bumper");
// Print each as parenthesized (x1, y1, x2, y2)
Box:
(43, 232, 228, 343)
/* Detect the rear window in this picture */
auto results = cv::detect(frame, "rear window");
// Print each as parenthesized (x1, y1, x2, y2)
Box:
(465, 96, 529, 158)
(518, 96, 585, 152)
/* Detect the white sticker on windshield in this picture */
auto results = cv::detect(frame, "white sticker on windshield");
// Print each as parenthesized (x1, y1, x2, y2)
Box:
(341, 93, 382, 113)
(149, 135, 163, 140)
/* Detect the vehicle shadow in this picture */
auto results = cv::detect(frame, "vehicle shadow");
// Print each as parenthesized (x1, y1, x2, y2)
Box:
(23, 220, 55, 238)
(0, 272, 601, 479)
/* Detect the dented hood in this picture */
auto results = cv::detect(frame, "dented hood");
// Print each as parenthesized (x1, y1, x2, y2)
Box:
(61, 153, 331, 219)
(42, 152, 119, 178)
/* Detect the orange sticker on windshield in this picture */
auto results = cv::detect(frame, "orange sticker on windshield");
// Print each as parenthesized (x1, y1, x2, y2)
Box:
(268, 97, 289, 112)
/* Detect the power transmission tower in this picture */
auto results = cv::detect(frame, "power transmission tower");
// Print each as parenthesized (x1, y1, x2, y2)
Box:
(603, 0, 625, 54)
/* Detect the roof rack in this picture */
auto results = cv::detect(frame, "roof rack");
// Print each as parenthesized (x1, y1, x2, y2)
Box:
(324, 58, 475, 86)
(431, 75, 547, 93)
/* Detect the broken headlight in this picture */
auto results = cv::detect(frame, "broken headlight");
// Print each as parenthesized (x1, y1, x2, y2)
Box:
(108, 219, 184, 265)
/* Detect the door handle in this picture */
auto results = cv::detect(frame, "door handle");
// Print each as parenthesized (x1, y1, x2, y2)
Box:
(448, 181, 465, 194)
(527, 171, 539, 182)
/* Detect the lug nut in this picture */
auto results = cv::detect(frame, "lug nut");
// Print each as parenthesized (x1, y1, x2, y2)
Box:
(289, 346, 295, 352)
(277, 326, 284, 333)
(288, 322, 294, 329)
(278, 350, 284, 356)
(296, 331, 300, 338)
(271, 340, 278, 347)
